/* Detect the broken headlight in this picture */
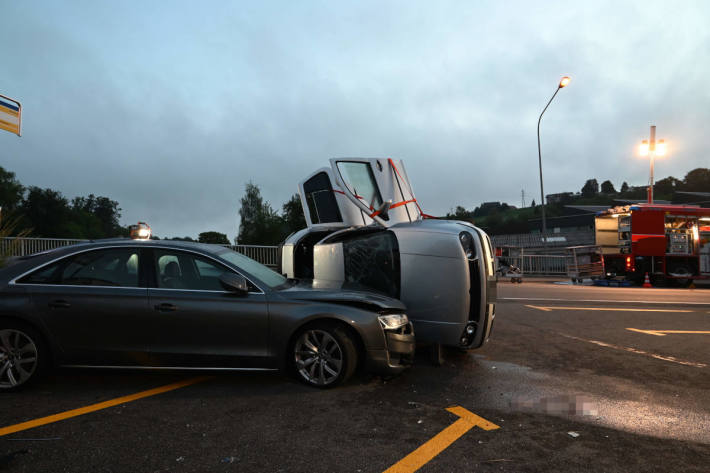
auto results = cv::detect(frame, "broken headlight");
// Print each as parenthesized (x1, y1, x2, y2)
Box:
(378, 313, 409, 330)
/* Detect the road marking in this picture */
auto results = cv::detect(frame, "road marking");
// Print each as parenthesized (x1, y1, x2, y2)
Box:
(502, 297, 710, 307)
(383, 406, 499, 473)
(0, 376, 210, 437)
(626, 328, 710, 337)
(525, 305, 693, 313)
(559, 333, 707, 368)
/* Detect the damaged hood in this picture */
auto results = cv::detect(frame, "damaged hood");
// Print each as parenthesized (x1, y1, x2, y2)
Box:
(277, 279, 406, 311)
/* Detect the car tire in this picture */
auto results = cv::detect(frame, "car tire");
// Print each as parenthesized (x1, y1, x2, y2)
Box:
(291, 322, 357, 388)
(0, 319, 47, 391)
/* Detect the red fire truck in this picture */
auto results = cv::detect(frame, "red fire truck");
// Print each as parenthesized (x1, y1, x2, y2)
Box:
(595, 203, 710, 286)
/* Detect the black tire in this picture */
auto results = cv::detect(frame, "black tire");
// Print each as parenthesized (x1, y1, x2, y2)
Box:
(290, 322, 358, 388)
(0, 319, 48, 391)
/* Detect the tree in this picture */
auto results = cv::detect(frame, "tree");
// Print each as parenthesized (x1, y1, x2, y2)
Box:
(198, 231, 230, 244)
(653, 176, 681, 197)
(0, 166, 24, 215)
(71, 194, 124, 238)
(620, 182, 629, 193)
(681, 168, 710, 192)
(282, 194, 306, 235)
(21, 187, 73, 237)
(600, 180, 616, 194)
(581, 179, 599, 197)
(530, 199, 536, 207)
(237, 182, 286, 245)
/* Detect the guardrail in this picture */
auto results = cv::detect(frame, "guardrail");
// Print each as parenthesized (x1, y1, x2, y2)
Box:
(496, 254, 568, 276)
(0, 237, 87, 256)
(229, 245, 280, 269)
(492, 232, 594, 249)
(0, 238, 282, 270)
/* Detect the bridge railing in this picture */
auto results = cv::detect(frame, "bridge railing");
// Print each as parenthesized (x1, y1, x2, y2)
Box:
(0, 238, 282, 270)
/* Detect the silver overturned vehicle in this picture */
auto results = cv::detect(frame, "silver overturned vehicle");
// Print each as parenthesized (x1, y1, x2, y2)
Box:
(282, 158, 497, 361)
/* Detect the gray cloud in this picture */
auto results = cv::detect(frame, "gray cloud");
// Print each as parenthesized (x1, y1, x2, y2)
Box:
(1, 1, 708, 240)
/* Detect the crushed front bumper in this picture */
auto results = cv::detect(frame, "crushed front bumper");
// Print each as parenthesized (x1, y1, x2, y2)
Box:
(367, 322, 415, 375)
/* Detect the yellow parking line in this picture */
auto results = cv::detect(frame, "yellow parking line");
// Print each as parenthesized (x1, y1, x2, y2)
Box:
(383, 406, 499, 473)
(526, 305, 693, 313)
(626, 328, 710, 337)
(0, 376, 210, 437)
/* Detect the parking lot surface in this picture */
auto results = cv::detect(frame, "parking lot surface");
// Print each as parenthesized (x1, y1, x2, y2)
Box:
(2, 281, 709, 472)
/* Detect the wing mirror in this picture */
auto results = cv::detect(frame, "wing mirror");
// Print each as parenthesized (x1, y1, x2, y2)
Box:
(374, 200, 392, 220)
(219, 272, 249, 296)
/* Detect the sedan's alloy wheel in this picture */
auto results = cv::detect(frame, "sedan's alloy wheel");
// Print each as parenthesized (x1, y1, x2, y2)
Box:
(0, 329, 39, 389)
(294, 330, 343, 386)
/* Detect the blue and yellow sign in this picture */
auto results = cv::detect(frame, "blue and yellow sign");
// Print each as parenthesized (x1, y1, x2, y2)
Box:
(0, 95, 21, 136)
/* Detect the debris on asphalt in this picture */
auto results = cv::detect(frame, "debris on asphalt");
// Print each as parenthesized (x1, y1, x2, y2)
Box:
(568, 432, 580, 438)
(176, 456, 185, 462)
(221, 457, 237, 464)
(407, 401, 421, 408)
(417, 419, 423, 424)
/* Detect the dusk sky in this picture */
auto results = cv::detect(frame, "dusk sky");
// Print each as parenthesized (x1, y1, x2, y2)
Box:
(1, 1, 708, 240)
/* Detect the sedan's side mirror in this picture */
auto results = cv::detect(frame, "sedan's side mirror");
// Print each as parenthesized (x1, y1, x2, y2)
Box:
(219, 272, 249, 296)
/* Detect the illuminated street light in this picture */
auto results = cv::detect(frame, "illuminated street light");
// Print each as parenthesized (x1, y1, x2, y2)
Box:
(537, 76, 571, 240)
(639, 126, 667, 203)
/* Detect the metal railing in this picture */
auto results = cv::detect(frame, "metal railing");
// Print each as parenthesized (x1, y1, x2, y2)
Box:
(0, 238, 282, 270)
(0, 237, 87, 257)
(229, 245, 280, 269)
(496, 254, 568, 275)
(492, 231, 594, 249)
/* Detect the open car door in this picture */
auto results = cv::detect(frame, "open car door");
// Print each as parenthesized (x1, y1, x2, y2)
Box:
(328, 158, 423, 228)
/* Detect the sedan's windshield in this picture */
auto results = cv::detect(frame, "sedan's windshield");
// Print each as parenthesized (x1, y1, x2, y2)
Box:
(215, 248, 286, 289)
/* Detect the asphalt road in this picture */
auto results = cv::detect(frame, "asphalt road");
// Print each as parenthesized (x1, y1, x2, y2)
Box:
(1, 281, 709, 472)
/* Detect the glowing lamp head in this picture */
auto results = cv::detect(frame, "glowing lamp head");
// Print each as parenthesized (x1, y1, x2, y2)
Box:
(639, 140, 650, 157)
(656, 139, 667, 157)
(129, 222, 152, 240)
(559, 76, 571, 88)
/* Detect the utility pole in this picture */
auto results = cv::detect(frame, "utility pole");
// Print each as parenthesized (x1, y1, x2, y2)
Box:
(521, 189, 526, 208)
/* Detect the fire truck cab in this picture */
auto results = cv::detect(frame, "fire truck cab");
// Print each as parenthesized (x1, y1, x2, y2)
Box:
(595, 204, 710, 286)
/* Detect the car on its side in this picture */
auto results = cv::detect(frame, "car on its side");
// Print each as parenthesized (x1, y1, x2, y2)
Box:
(282, 158, 497, 362)
(0, 239, 414, 390)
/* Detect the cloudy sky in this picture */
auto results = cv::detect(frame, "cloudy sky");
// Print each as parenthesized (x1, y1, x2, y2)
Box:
(1, 1, 708, 240)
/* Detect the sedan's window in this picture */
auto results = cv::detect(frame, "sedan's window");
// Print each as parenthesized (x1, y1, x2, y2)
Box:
(17, 261, 63, 284)
(59, 249, 140, 287)
(155, 250, 231, 291)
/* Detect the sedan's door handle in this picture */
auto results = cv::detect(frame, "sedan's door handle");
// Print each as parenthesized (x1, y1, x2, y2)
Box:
(154, 303, 178, 312)
(48, 300, 71, 309)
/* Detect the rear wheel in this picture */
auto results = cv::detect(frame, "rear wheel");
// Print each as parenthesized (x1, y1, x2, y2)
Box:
(0, 322, 46, 391)
(292, 323, 357, 388)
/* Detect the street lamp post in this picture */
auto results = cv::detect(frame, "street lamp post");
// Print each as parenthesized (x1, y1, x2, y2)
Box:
(537, 76, 570, 240)
(639, 125, 666, 204)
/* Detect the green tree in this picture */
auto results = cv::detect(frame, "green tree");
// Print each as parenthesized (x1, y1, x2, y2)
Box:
(0, 166, 24, 214)
(21, 187, 74, 237)
(600, 180, 616, 194)
(237, 182, 286, 245)
(620, 182, 629, 193)
(653, 176, 681, 197)
(681, 168, 710, 192)
(282, 194, 306, 235)
(198, 231, 230, 244)
(581, 179, 599, 197)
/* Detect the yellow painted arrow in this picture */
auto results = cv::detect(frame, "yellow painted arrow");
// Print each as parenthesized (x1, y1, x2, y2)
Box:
(626, 328, 710, 337)
(383, 406, 499, 473)
(525, 305, 693, 313)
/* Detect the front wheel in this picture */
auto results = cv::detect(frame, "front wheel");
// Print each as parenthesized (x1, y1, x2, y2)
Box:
(292, 323, 357, 388)
(0, 322, 46, 391)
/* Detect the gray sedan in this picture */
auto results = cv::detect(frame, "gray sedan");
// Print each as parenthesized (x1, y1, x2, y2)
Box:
(0, 240, 414, 390)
